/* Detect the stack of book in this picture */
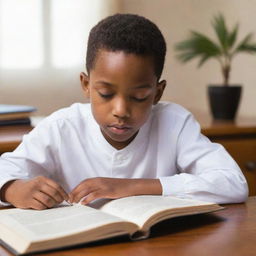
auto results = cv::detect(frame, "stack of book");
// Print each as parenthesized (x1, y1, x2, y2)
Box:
(0, 104, 37, 126)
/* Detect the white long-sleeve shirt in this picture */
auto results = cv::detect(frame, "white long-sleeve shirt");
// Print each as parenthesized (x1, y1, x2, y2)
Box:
(0, 102, 248, 205)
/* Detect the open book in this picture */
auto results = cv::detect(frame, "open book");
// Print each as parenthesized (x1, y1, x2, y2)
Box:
(0, 195, 223, 255)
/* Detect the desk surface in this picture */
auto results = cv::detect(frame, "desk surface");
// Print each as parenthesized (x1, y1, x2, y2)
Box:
(0, 125, 33, 154)
(0, 197, 255, 256)
(196, 115, 256, 136)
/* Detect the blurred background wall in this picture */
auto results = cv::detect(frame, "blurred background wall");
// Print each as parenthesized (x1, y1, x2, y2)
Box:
(0, 0, 255, 118)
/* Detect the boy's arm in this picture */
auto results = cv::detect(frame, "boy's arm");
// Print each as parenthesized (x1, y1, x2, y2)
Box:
(159, 114, 248, 204)
(0, 120, 61, 207)
(69, 178, 162, 204)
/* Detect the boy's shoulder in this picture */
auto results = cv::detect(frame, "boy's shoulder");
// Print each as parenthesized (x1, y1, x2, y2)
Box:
(149, 102, 197, 135)
(153, 101, 191, 120)
(48, 103, 90, 118)
(37, 103, 92, 128)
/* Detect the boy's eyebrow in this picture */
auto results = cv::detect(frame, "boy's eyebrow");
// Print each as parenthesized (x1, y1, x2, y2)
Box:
(134, 84, 153, 89)
(95, 81, 113, 86)
(95, 81, 153, 89)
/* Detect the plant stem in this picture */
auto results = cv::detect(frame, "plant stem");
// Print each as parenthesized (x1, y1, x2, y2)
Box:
(222, 66, 230, 85)
(221, 55, 231, 86)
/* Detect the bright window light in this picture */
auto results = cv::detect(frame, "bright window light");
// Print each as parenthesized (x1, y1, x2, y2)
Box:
(0, 0, 43, 69)
(51, 0, 101, 68)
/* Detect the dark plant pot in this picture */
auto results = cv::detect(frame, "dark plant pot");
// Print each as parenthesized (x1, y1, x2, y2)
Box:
(208, 85, 242, 120)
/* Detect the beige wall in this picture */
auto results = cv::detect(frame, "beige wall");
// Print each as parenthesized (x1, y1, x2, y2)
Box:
(121, 0, 256, 118)
(1, 0, 256, 118)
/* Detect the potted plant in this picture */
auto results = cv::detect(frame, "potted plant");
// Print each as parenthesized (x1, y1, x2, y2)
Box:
(175, 13, 256, 120)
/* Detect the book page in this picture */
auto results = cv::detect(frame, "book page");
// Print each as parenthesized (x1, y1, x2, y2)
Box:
(99, 195, 217, 228)
(0, 204, 126, 241)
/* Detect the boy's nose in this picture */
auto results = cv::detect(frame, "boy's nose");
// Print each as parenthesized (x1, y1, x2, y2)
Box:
(112, 97, 130, 119)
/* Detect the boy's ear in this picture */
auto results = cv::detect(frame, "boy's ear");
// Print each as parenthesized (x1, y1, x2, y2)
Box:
(153, 80, 166, 104)
(80, 72, 90, 98)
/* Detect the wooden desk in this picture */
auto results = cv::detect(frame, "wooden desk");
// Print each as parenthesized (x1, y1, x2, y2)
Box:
(198, 117, 256, 196)
(1, 197, 255, 256)
(0, 125, 33, 154)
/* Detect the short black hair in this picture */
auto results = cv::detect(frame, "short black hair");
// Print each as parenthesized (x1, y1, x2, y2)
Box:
(86, 13, 166, 80)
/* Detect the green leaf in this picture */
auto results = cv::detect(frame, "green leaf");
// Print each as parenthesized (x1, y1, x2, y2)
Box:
(212, 13, 229, 52)
(175, 31, 221, 66)
(176, 51, 198, 63)
(228, 23, 238, 49)
(238, 43, 256, 52)
(198, 55, 212, 67)
(235, 33, 256, 53)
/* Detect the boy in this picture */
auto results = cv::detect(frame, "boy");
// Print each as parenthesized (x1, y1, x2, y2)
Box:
(0, 14, 248, 210)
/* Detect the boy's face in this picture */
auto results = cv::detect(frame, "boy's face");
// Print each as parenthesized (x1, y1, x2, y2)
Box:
(80, 50, 166, 149)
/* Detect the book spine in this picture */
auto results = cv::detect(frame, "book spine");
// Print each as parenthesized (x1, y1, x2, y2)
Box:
(130, 230, 150, 240)
(0, 118, 31, 126)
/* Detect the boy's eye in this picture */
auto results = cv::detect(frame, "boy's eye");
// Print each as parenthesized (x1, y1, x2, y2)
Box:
(98, 92, 114, 99)
(97, 92, 149, 102)
(131, 96, 148, 102)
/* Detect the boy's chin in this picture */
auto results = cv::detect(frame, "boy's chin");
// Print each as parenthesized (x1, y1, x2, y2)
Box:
(107, 132, 137, 143)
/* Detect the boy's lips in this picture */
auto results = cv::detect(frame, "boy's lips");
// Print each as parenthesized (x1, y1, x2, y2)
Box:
(107, 124, 132, 135)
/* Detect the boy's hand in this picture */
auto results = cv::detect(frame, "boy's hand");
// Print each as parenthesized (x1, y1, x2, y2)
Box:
(1, 176, 69, 210)
(69, 177, 162, 205)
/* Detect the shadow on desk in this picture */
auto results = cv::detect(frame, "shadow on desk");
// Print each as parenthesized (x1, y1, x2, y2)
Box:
(150, 212, 225, 237)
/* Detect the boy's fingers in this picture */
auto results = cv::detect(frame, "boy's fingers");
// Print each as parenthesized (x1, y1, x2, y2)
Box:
(30, 198, 48, 210)
(43, 177, 69, 201)
(33, 191, 56, 209)
(69, 181, 90, 202)
(69, 187, 93, 203)
(69, 178, 104, 203)
(40, 183, 64, 204)
(81, 191, 102, 205)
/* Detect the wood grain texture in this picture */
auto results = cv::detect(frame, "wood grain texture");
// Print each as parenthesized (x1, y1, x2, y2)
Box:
(0, 125, 33, 154)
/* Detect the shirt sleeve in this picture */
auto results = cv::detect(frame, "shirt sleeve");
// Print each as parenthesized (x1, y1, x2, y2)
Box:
(159, 114, 248, 204)
(0, 120, 59, 206)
